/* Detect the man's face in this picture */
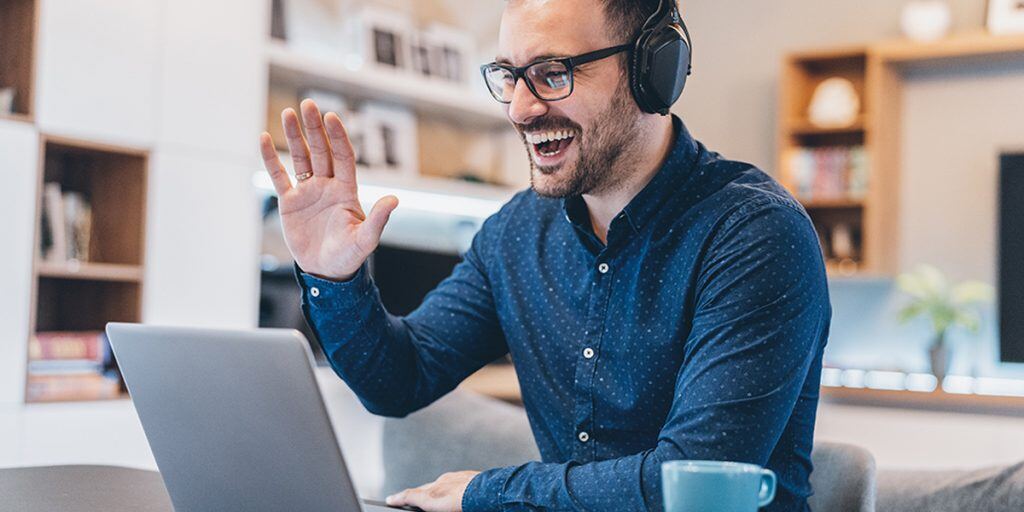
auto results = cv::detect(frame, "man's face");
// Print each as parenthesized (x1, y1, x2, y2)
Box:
(498, 0, 645, 198)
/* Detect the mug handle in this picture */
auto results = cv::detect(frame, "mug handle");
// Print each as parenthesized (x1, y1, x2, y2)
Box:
(758, 469, 777, 507)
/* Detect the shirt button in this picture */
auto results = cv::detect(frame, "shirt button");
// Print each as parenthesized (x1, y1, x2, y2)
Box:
(310, 287, 321, 298)
(583, 347, 595, 359)
(578, 431, 590, 443)
(598, 263, 610, 274)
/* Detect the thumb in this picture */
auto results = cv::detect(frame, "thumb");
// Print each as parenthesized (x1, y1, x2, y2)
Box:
(360, 195, 399, 245)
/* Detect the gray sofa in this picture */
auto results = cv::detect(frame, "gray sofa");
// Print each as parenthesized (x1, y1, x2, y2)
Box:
(381, 390, 1024, 511)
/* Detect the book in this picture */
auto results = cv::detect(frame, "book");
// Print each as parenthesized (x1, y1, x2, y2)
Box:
(26, 373, 122, 402)
(30, 331, 106, 361)
(782, 145, 870, 202)
(42, 182, 66, 262)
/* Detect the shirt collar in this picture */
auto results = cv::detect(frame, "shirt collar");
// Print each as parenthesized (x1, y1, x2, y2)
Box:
(562, 115, 700, 235)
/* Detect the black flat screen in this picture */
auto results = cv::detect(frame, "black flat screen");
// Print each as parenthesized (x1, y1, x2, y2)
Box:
(1000, 153, 1024, 363)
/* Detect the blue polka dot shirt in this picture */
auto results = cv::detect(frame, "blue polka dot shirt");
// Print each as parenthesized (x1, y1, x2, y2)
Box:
(298, 116, 831, 511)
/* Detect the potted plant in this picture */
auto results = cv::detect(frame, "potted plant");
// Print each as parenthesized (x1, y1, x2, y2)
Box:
(896, 265, 993, 387)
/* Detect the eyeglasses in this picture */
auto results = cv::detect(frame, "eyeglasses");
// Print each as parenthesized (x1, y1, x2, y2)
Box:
(480, 44, 632, 104)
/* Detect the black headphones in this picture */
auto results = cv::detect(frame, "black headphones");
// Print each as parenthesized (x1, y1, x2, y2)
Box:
(629, 0, 693, 115)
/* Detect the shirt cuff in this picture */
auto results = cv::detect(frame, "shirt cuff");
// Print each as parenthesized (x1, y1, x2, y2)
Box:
(293, 262, 374, 312)
(463, 466, 515, 512)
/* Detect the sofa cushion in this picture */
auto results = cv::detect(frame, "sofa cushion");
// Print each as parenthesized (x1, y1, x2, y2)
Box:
(877, 461, 1024, 512)
(381, 390, 540, 496)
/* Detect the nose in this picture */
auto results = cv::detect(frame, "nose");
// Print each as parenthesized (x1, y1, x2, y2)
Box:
(507, 77, 548, 126)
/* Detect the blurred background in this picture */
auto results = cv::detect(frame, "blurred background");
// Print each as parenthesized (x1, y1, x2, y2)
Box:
(2, 0, 1024, 500)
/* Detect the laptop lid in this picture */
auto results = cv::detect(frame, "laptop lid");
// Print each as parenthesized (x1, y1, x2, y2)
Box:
(106, 323, 390, 512)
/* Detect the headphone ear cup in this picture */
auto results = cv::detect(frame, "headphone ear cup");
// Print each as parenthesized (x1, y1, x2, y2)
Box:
(629, 30, 656, 114)
(645, 31, 689, 113)
(629, 26, 690, 115)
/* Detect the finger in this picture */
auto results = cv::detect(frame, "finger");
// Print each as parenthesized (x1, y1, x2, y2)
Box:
(259, 132, 292, 195)
(358, 195, 399, 249)
(324, 112, 358, 186)
(385, 489, 409, 507)
(300, 99, 334, 178)
(282, 108, 313, 179)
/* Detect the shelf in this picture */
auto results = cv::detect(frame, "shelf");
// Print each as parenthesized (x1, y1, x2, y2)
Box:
(801, 198, 865, 209)
(822, 386, 1024, 417)
(873, 30, 1024, 65)
(786, 116, 866, 136)
(461, 364, 1024, 416)
(460, 364, 521, 403)
(266, 40, 508, 130)
(37, 261, 144, 283)
(0, 112, 33, 124)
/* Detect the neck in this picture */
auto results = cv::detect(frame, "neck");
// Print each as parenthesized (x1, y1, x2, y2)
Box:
(583, 115, 675, 244)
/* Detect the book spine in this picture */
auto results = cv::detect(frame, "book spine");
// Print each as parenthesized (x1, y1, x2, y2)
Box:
(30, 331, 104, 361)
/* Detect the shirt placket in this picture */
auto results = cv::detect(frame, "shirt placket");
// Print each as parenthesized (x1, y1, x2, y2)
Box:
(571, 247, 616, 462)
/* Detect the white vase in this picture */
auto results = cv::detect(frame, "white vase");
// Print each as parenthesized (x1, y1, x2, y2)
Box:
(901, 1, 952, 42)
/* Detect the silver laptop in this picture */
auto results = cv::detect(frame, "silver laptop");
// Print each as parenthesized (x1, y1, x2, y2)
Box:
(106, 323, 412, 512)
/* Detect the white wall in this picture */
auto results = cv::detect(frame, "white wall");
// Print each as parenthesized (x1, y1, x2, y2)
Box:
(817, 402, 1024, 470)
(0, 121, 39, 405)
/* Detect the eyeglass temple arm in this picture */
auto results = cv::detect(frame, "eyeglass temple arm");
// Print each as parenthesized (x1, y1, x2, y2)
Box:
(566, 44, 634, 67)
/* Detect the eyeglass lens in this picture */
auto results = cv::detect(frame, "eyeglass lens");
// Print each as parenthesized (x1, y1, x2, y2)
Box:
(484, 61, 573, 103)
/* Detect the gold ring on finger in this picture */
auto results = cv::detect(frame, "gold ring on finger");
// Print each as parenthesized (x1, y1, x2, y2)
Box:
(295, 171, 314, 182)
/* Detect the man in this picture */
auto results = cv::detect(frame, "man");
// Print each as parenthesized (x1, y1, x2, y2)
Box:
(258, 0, 830, 510)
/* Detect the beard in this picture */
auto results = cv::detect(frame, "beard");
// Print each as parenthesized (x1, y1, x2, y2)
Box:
(516, 79, 645, 199)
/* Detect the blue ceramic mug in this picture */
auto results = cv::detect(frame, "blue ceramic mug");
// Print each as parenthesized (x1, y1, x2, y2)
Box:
(661, 460, 776, 512)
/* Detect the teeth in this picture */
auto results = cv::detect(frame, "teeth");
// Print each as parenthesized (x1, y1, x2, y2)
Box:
(526, 130, 576, 145)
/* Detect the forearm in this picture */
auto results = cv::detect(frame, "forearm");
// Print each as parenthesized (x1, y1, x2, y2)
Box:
(298, 263, 460, 417)
(464, 445, 687, 512)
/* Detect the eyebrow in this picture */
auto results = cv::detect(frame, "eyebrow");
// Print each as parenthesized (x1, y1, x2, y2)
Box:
(495, 53, 565, 66)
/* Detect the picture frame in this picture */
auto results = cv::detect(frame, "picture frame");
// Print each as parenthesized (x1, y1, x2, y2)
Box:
(344, 7, 415, 71)
(359, 102, 418, 177)
(421, 24, 475, 85)
(987, 0, 1024, 34)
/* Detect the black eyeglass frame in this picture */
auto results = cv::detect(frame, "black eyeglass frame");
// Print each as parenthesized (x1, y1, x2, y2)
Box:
(480, 44, 633, 104)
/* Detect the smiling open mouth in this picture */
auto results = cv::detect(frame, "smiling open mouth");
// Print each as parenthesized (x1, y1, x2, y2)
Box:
(527, 130, 577, 159)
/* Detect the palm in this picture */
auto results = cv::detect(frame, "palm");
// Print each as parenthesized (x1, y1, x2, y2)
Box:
(260, 100, 398, 281)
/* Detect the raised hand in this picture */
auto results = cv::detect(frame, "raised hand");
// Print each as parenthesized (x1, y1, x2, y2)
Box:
(260, 99, 398, 282)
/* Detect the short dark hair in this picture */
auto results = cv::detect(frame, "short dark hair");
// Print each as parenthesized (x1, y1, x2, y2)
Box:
(599, 0, 664, 42)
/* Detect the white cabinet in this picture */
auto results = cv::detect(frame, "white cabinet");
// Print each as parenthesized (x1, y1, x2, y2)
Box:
(34, 0, 162, 147)
(143, 150, 261, 329)
(0, 121, 39, 405)
(157, 0, 269, 158)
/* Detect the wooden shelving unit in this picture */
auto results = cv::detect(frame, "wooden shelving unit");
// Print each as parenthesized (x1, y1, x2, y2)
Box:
(779, 47, 871, 277)
(0, 0, 38, 121)
(26, 136, 149, 403)
(779, 31, 1024, 278)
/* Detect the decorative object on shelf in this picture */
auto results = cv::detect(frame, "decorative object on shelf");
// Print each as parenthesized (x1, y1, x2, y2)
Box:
(987, 0, 1024, 34)
(299, 88, 347, 117)
(901, 1, 953, 41)
(343, 7, 415, 71)
(807, 77, 860, 128)
(896, 264, 994, 385)
(281, 0, 344, 56)
(420, 24, 475, 85)
(359, 102, 418, 177)
(0, 87, 14, 115)
(271, 0, 287, 41)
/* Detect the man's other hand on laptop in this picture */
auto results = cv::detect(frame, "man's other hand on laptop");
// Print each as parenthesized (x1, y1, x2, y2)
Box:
(260, 99, 399, 283)
(385, 470, 480, 512)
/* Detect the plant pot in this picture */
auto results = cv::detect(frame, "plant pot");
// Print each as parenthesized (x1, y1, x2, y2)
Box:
(929, 341, 952, 387)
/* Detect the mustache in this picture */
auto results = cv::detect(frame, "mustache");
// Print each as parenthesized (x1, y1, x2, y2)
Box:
(513, 117, 583, 138)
